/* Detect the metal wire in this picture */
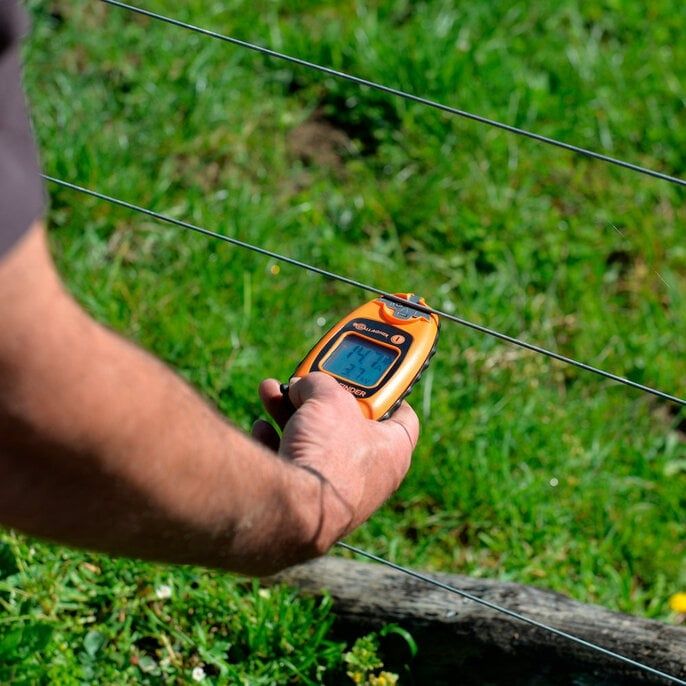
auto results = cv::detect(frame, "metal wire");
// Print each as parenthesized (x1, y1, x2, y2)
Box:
(338, 542, 686, 685)
(44, 177, 685, 684)
(43, 174, 686, 407)
(99, 0, 686, 190)
(43, 174, 686, 686)
(44, 7, 686, 682)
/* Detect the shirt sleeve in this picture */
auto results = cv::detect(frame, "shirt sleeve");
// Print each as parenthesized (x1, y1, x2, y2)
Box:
(0, 0, 44, 259)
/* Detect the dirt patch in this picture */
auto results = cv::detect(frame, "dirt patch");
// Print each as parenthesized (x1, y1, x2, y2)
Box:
(287, 111, 354, 169)
(605, 248, 634, 276)
(654, 401, 686, 442)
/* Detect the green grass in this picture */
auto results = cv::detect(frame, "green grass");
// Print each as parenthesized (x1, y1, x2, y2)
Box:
(1, 0, 685, 682)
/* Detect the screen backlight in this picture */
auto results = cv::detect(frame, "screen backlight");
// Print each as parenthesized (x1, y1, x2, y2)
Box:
(322, 334, 398, 387)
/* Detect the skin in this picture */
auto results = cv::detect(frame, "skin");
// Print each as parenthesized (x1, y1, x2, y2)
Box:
(0, 222, 419, 576)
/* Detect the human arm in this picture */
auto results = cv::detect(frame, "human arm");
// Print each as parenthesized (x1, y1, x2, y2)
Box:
(0, 223, 419, 575)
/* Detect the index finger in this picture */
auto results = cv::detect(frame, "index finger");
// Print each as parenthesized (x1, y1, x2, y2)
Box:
(258, 378, 297, 430)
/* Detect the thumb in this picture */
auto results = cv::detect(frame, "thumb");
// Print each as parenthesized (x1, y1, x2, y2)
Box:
(288, 372, 358, 411)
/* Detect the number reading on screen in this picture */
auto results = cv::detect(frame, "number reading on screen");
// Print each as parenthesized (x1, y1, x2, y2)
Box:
(321, 334, 398, 388)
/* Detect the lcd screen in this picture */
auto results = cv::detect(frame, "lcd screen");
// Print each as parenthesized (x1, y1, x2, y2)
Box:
(322, 334, 398, 387)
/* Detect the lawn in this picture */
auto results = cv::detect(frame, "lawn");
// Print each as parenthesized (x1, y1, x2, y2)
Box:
(1, 0, 685, 683)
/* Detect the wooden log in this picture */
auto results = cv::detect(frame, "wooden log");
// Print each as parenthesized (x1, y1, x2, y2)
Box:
(268, 557, 686, 685)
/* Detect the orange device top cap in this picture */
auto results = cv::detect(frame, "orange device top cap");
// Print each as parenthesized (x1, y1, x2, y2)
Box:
(379, 293, 431, 325)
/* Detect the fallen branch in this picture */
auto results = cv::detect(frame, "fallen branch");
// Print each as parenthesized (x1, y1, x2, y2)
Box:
(268, 557, 686, 684)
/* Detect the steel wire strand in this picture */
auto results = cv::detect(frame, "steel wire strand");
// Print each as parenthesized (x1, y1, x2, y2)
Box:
(38, 176, 686, 685)
(98, 0, 686, 190)
(43, 174, 686, 407)
(337, 543, 686, 685)
(46, 6, 686, 681)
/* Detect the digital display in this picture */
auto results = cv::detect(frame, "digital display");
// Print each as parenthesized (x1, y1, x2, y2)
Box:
(322, 334, 398, 387)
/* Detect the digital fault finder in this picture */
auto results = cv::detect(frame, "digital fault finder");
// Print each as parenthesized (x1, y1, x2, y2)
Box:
(288, 293, 440, 420)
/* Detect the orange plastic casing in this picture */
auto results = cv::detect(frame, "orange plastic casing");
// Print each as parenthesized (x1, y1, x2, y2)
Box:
(292, 293, 440, 420)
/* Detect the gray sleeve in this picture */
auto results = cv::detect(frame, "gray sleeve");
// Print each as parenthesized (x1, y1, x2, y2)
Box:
(0, 1, 44, 259)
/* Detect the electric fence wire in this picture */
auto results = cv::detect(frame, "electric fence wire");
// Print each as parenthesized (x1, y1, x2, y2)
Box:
(43, 177, 686, 686)
(99, 0, 686, 190)
(338, 543, 686, 685)
(43, 4, 686, 683)
(43, 175, 686, 408)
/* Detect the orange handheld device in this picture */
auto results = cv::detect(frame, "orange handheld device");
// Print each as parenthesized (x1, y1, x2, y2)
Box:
(283, 293, 440, 420)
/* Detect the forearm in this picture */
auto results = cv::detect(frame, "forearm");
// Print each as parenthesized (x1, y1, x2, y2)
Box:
(0, 225, 332, 574)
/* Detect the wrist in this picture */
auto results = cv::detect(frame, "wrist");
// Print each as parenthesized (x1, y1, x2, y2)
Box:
(212, 450, 352, 576)
(283, 462, 353, 561)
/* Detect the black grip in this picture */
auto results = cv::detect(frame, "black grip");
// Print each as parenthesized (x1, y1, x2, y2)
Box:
(380, 322, 440, 421)
(279, 382, 297, 416)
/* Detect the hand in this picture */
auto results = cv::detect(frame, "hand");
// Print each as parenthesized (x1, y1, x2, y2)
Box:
(252, 372, 419, 550)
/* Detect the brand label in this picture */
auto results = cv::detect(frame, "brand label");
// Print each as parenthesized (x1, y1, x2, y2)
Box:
(352, 322, 389, 338)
